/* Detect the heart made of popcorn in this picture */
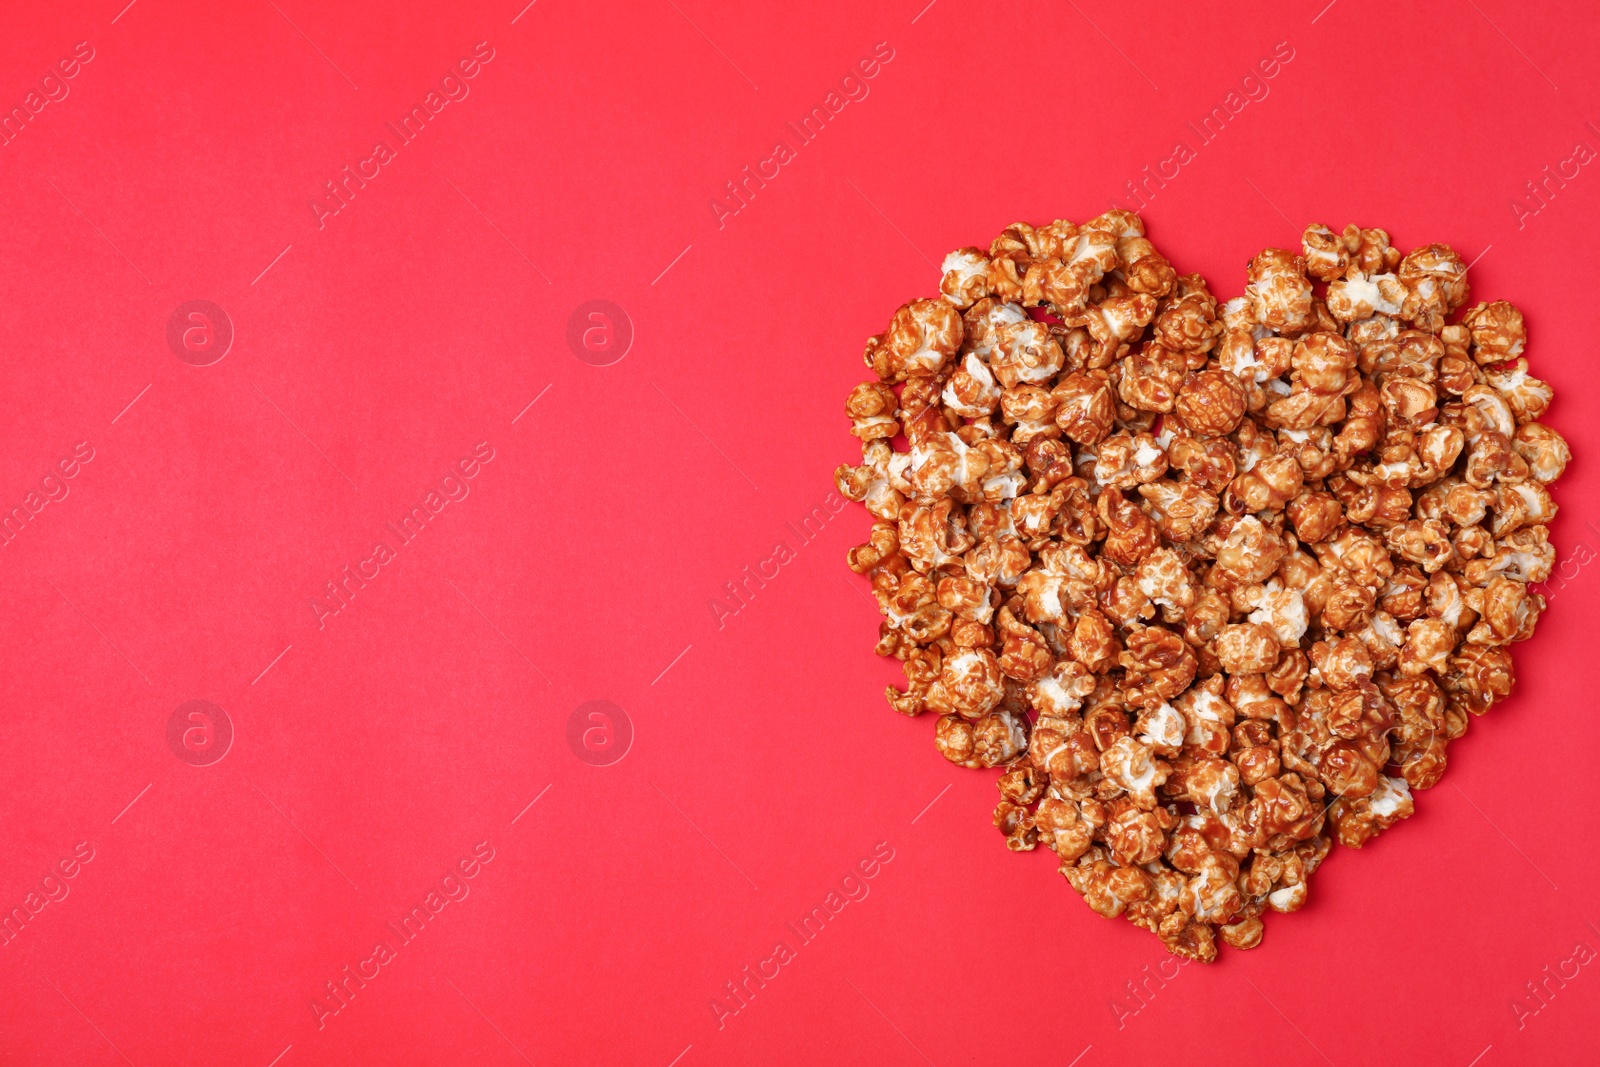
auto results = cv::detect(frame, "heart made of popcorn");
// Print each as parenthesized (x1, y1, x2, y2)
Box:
(835, 212, 1569, 961)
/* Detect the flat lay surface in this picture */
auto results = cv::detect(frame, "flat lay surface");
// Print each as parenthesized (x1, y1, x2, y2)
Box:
(1, 2, 1597, 1065)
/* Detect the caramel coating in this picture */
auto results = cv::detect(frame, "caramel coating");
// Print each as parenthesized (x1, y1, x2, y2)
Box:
(841, 214, 1565, 960)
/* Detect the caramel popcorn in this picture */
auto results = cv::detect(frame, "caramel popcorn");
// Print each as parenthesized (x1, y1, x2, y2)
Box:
(839, 213, 1567, 960)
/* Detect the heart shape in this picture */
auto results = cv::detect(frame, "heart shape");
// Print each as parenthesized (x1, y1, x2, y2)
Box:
(836, 212, 1568, 962)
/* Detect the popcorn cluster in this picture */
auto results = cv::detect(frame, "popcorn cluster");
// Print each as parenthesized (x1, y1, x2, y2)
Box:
(836, 213, 1569, 961)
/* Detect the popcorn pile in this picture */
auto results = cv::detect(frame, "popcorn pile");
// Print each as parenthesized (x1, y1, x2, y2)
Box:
(836, 212, 1569, 961)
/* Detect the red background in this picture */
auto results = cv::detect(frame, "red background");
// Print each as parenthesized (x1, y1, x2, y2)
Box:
(2, 1, 1597, 1064)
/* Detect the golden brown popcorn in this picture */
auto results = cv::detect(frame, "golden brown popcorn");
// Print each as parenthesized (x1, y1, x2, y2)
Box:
(1348, 312, 1401, 348)
(1334, 475, 1412, 531)
(1363, 327, 1444, 382)
(1441, 643, 1514, 714)
(1325, 272, 1406, 323)
(1461, 300, 1526, 363)
(1179, 853, 1245, 925)
(1219, 330, 1286, 408)
(1292, 331, 1359, 394)
(974, 708, 1030, 766)
(1414, 423, 1466, 484)
(1029, 659, 1097, 720)
(1065, 224, 1120, 274)
(1215, 623, 1282, 674)
(840, 211, 1567, 962)
(1100, 736, 1171, 809)
(1251, 774, 1315, 844)
(1154, 278, 1224, 356)
(1343, 225, 1401, 275)
(1174, 369, 1247, 437)
(1134, 480, 1213, 544)
(1491, 481, 1556, 537)
(1221, 914, 1266, 950)
(1035, 791, 1095, 860)
(1000, 383, 1060, 445)
(1311, 635, 1376, 690)
(1328, 776, 1414, 848)
(935, 714, 979, 766)
(1415, 476, 1484, 526)
(1287, 489, 1344, 543)
(1117, 342, 1188, 412)
(1331, 380, 1385, 457)
(877, 574, 952, 650)
(1158, 914, 1218, 962)
(898, 499, 972, 572)
(1120, 625, 1198, 709)
(1483, 359, 1552, 424)
(1386, 518, 1455, 573)
(1355, 610, 1405, 672)
(986, 225, 1034, 303)
(1092, 431, 1168, 489)
(1264, 383, 1349, 433)
(1380, 566, 1429, 621)
(1487, 525, 1554, 583)
(940, 247, 991, 309)
(1051, 371, 1117, 444)
(1031, 718, 1100, 783)
(864, 298, 963, 382)
(1105, 802, 1175, 865)
(1085, 208, 1144, 238)
(941, 354, 1001, 418)
(1511, 422, 1569, 484)
(1014, 543, 1094, 623)
(844, 381, 900, 441)
(1133, 547, 1196, 622)
(1246, 249, 1314, 335)
(1213, 516, 1287, 585)
(927, 647, 1006, 719)
(950, 618, 994, 648)
(1399, 617, 1456, 676)
(1459, 383, 1518, 438)
(1319, 739, 1381, 798)
(936, 573, 994, 624)
(1246, 581, 1310, 650)
(1069, 607, 1122, 674)
(990, 319, 1065, 389)
(1302, 223, 1349, 283)
(1189, 757, 1245, 815)
(1007, 487, 1062, 545)
(1063, 850, 1153, 919)
(960, 297, 1028, 363)
(1097, 487, 1161, 566)
(1380, 376, 1439, 429)
(1467, 576, 1543, 645)
(1227, 451, 1305, 513)
(1241, 842, 1320, 916)
(964, 533, 1031, 588)
(1397, 244, 1469, 330)
(1461, 431, 1528, 491)
(846, 521, 900, 576)
(1437, 323, 1476, 389)
(1135, 699, 1187, 757)
(1022, 256, 1087, 312)
(998, 761, 1047, 806)
(904, 432, 976, 504)
(838, 456, 903, 529)
(996, 608, 1053, 681)
(1120, 239, 1177, 297)
(993, 799, 1037, 851)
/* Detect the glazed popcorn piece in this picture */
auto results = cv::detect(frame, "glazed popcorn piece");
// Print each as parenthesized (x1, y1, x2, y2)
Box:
(940, 248, 991, 309)
(839, 212, 1566, 959)
(863, 298, 963, 382)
